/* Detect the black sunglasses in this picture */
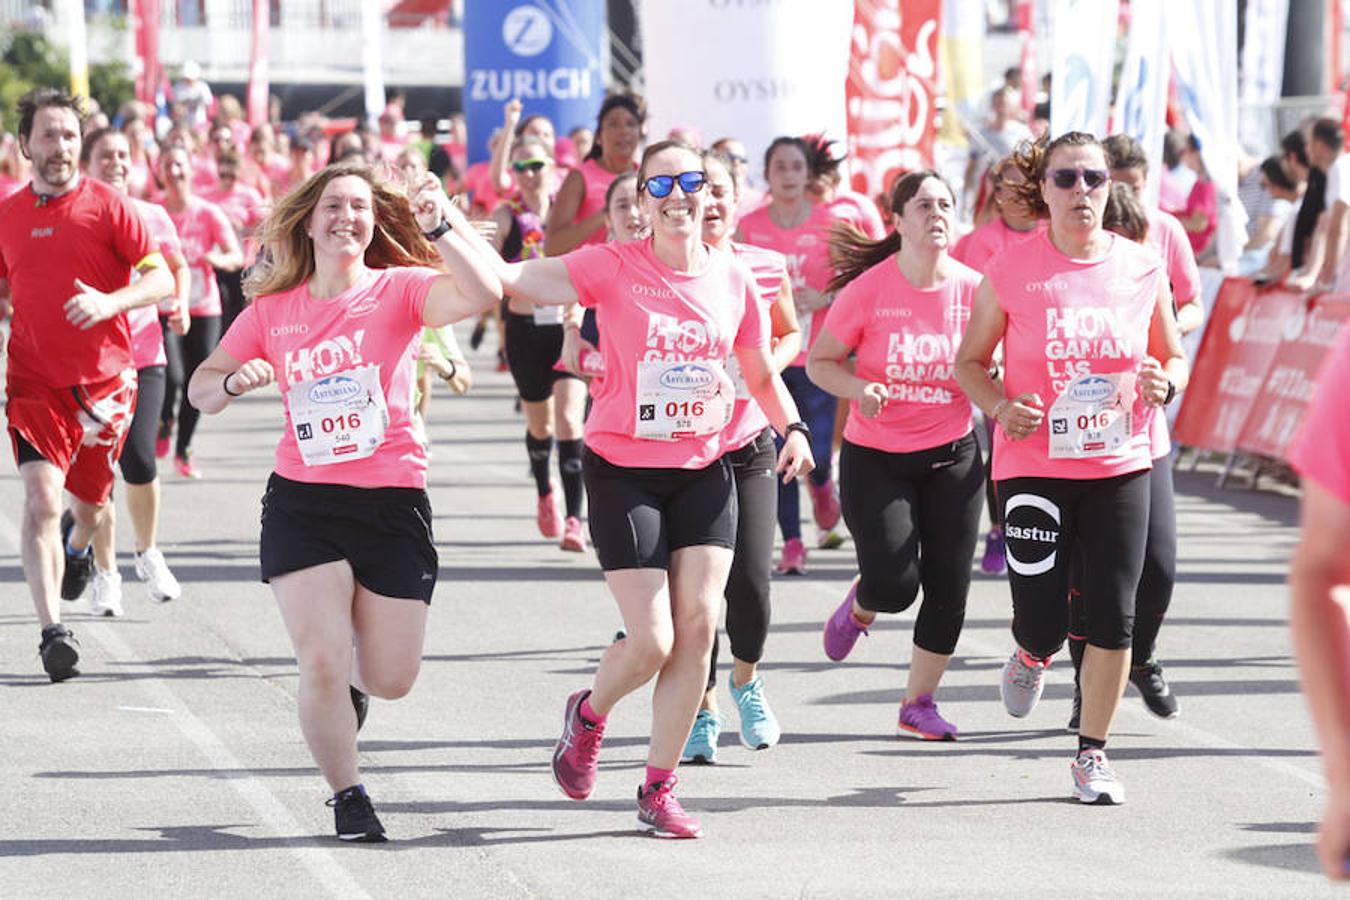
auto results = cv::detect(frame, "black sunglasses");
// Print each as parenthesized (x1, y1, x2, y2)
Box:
(511, 159, 548, 174)
(1048, 167, 1109, 190)
(641, 171, 706, 198)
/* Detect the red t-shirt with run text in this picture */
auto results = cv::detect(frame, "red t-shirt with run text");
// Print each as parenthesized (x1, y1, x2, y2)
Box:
(0, 178, 154, 387)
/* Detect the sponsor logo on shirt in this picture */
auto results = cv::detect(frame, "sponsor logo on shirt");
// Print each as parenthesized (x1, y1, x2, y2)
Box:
(270, 324, 309, 336)
(1025, 277, 1070, 293)
(30, 227, 54, 238)
(347, 295, 381, 318)
(631, 283, 676, 299)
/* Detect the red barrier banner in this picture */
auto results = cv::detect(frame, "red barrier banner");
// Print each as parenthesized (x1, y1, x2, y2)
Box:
(1173, 277, 1256, 448)
(845, 0, 942, 199)
(1237, 293, 1350, 459)
(1172, 281, 1303, 453)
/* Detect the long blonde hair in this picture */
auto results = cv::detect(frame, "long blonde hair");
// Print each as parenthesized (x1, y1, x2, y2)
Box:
(244, 162, 441, 299)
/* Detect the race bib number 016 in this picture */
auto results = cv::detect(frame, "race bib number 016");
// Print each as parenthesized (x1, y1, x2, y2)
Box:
(288, 365, 389, 466)
(1047, 372, 1134, 459)
(634, 359, 735, 440)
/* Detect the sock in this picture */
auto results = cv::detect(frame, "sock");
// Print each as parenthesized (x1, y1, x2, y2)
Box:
(645, 765, 675, 789)
(1078, 734, 1106, 755)
(525, 433, 554, 497)
(556, 439, 584, 518)
(335, 783, 367, 799)
(579, 695, 606, 726)
(66, 535, 90, 558)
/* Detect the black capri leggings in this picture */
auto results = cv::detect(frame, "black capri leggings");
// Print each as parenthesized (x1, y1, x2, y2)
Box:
(120, 365, 166, 485)
(707, 428, 778, 689)
(1000, 470, 1151, 657)
(839, 432, 984, 656)
(1068, 456, 1176, 664)
(161, 314, 222, 456)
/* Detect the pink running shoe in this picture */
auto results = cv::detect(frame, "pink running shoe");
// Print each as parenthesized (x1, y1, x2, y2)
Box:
(537, 490, 562, 538)
(155, 435, 170, 460)
(822, 577, 868, 661)
(637, 776, 703, 839)
(174, 453, 202, 479)
(775, 537, 807, 575)
(552, 689, 605, 800)
(897, 694, 958, 741)
(560, 516, 586, 552)
(809, 479, 841, 531)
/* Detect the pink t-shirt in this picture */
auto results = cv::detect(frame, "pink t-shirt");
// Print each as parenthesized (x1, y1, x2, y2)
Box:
(1183, 179, 1217, 254)
(166, 196, 234, 316)
(562, 239, 766, 469)
(985, 231, 1163, 481)
(129, 198, 182, 369)
(1146, 206, 1201, 305)
(723, 242, 789, 451)
(219, 266, 438, 489)
(1290, 323, 1350, 505)
(738, 202, 840, 366)
(573, 159, 635, 248)
(822, 258, 980, 453)
(828, 191, 886, 240)
(952, 218, 1045, 272)
(202, 181, 267, 265)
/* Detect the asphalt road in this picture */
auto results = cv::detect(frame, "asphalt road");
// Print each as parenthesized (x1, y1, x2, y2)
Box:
(0, 338, 1339, 898)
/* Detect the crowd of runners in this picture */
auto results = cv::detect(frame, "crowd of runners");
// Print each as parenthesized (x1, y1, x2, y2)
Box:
(0, 82, 1346, 877)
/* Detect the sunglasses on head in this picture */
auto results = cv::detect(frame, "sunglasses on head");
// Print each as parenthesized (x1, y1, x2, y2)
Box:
(511, 158, 548, 173)
(1048, 167, 1109, 190)
(641, 170, 706, 198)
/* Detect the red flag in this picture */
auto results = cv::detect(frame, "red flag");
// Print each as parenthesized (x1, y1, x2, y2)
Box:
(845, 0, 943, 201)
(247, 0, 270, 128)
(134, 0, 160, 107)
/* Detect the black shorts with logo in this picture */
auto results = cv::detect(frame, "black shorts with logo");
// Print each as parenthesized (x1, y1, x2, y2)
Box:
(259, 473, 438, 603)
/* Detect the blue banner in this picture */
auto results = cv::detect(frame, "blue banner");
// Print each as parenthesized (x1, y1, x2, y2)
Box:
(463, 0, 608, 165)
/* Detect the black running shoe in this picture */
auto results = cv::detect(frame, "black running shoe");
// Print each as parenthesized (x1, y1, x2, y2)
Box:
(59, 510, 93, 601)
(39, 624, 81, 682)
(469, 319, 486, 350)
(327, 786, 387, 842)
(1067, 684, 1081, 733)
(350, 686, 369, 732)
(1130, 660, 1179, 719)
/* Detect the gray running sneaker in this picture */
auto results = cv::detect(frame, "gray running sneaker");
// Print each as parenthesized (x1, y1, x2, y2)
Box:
(1071, 749, 1126, 805)
(1000, 648, 1051, 718)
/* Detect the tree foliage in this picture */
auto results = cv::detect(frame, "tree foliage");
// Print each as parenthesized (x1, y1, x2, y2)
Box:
(0, 29, 134, 132)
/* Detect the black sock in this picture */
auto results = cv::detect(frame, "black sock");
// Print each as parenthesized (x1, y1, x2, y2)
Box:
(525, 433, 554, 497)
(1078, 734, 1106, 755)
(557, 439, 584, 518)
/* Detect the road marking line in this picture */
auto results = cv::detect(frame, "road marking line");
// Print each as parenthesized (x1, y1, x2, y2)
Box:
(115, 705, 175, 715)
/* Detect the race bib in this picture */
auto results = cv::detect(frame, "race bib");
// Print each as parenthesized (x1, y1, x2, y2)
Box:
(532, 304, 564, 326)
(188, 268, 207, 306)
(634, 359, 735, 440)
(288, 365, 389, 466)
(1047, 372, 1135, 459)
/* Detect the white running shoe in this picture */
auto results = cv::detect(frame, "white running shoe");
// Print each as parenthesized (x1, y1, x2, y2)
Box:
(1071, 748, 1126, 805)
(90, 568, 125, 617)
(134, 547, 182, 602)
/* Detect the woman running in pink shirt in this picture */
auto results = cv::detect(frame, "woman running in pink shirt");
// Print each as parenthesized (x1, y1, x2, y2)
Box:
(955, 132, 1188, 805)
(808, 171, 983, 740)
(188, 163, 501, 843)
(489, 140, 813, 839)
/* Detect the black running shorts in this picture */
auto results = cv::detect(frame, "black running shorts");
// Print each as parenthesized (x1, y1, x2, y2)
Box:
(583, 449, 737, 571)
(259, 473, 438, 603)
(504, 312, 579, 402)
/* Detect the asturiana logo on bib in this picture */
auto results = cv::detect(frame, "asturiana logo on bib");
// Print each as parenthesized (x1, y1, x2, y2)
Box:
(309, 375, 364, 404)
(660, 364, 717, 391)
(1067, 375, 1115, 404)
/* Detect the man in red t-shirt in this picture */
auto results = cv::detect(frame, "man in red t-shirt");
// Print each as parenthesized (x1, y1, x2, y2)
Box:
(0, 88, 173, 682)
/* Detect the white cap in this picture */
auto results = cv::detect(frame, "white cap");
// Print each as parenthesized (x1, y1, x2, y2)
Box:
(181, 60, 201, 81)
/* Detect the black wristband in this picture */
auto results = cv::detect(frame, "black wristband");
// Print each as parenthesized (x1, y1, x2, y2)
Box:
(223, 372, 242, 397)
(1163, 379, 1177, 406)
(440, 358, 459, 382)
(785, 421, 811, 442)
(423, 218, 452, 241)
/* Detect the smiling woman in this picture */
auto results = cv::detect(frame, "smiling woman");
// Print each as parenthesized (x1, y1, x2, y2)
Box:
(185, 162, 503, 843)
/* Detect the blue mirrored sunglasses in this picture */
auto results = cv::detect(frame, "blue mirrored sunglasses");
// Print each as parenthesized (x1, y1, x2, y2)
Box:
(641, 171, 706, 198)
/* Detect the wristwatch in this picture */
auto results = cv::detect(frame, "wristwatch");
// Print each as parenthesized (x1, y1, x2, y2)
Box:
(785, 421, 812, 442)
(423, 218, 452, 241)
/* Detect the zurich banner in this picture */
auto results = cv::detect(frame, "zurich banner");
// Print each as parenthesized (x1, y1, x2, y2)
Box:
(463, 0, 608, 165)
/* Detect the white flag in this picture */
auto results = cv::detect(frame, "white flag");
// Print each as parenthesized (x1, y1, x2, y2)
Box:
(1108, 0, 1167, 206)
(1050, 0, 1120, 138)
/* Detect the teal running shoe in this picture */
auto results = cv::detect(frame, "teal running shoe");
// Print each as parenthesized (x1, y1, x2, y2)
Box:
(680, 709, 720, 764)
(730, 675, 781, 750)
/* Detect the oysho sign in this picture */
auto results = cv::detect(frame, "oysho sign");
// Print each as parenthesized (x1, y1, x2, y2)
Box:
(463, 0, 607, 164)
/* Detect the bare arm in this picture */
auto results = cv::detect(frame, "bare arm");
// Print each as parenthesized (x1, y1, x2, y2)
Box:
(767, 276, 802, 371)
(187, 344, 275, 415)
(1139, 279, 1189, 405)
(489, 100, 522, 195)
(807, 326, 884, 415)
(955, 279, 1045, 438)
(1319, 201, 1350, 285)
(543, 169, 605, 256)
(204, 225, 244, 272)
(1290, 481, 1350, 881)
(63, 261, 175, 330)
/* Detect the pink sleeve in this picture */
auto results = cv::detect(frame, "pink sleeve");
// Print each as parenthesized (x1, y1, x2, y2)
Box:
(393, 267, 439, 326)
(209, 204, 234, 248)
(1291, 327, 1350, 505)
(820, 277, 866, 348)
(1160, 215, 1202, 304)
(561, 244, 623, 309)
(733, 277, 766, 349)
(219, 300, 265, 362)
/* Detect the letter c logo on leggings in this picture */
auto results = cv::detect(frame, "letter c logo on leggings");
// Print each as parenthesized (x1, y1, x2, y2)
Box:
(1003, 493, 1061, 577)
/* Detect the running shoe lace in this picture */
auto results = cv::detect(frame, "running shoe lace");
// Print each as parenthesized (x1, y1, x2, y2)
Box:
(1008, 653, 1043, 691)
(570, 719, 603, 767)
(1077, 752, 1114, 782)
(738, 684, 766, 720)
